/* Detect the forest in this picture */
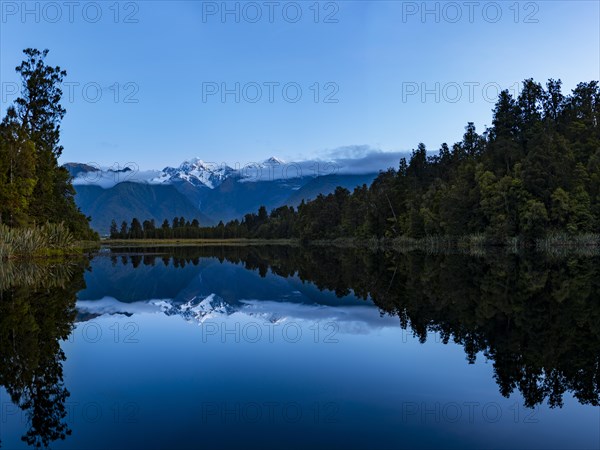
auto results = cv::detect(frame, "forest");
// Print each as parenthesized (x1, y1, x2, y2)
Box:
(113, 78, 600, 244)
(0, 48, 97, 249)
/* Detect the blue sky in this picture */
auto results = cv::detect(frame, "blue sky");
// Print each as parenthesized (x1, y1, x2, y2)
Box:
(1, 1, 599, 169)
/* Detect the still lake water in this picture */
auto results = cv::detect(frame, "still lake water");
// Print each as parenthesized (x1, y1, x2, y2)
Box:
(1, 245, 599, 449)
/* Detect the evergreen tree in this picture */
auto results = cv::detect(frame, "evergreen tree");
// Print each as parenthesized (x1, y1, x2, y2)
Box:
(109, 220, 118, 238)
(119, 221, 128, 239)
(130, 218, 142, 239)
(0, 49, 96, 239)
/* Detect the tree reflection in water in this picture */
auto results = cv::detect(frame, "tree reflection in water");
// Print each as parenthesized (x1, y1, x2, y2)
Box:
(0, 260, 87, 448)
(110, 245, 600, 409)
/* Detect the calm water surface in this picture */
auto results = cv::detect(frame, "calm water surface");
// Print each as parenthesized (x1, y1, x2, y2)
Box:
(0, 246, 599, 449)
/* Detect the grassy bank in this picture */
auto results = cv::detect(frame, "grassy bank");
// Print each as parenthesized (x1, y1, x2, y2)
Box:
(101, 238, 299, 247)
(98, 233, 600, 256)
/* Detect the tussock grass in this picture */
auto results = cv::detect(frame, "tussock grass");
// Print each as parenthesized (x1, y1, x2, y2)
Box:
(42, 222, 75, 249)
(0, 223, 76, 259)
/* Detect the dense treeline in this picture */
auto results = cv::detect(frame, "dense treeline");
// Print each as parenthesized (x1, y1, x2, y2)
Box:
(0, 49, 97, 240)
(110, 216, 219, 239)
(115, 78, 599, 243)
(109, 206, 289, 239)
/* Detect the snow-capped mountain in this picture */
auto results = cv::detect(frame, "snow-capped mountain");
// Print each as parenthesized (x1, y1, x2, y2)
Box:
(154, 158, 239, 189)
(155, 156, 289, 188)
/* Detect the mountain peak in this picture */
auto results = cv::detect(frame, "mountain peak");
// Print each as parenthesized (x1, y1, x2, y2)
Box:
(180, 157, 207, 168)
(160, 158, 236, 189)
(264, 156, 285, 164)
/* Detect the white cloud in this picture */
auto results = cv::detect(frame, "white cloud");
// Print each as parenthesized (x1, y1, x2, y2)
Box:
(71, 168, 164, 188)
(315, 145, 409, 175)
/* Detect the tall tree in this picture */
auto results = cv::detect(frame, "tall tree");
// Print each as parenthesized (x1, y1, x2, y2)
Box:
(109, 220, 118, 238)
(0, 49, 95, 238)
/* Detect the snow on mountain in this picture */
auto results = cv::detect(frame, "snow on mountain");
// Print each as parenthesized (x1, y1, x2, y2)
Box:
(156, 158, 238, 189)
(263, 156, 285, 165)
(155, 156, 290, 188)
(68, 157, 289, 189)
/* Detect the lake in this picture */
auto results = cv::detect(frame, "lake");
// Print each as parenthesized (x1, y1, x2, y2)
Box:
(0, 245, 598, 449)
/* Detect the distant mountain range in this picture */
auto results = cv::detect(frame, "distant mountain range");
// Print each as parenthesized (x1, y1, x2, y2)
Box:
(64, 157, 380, 234)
